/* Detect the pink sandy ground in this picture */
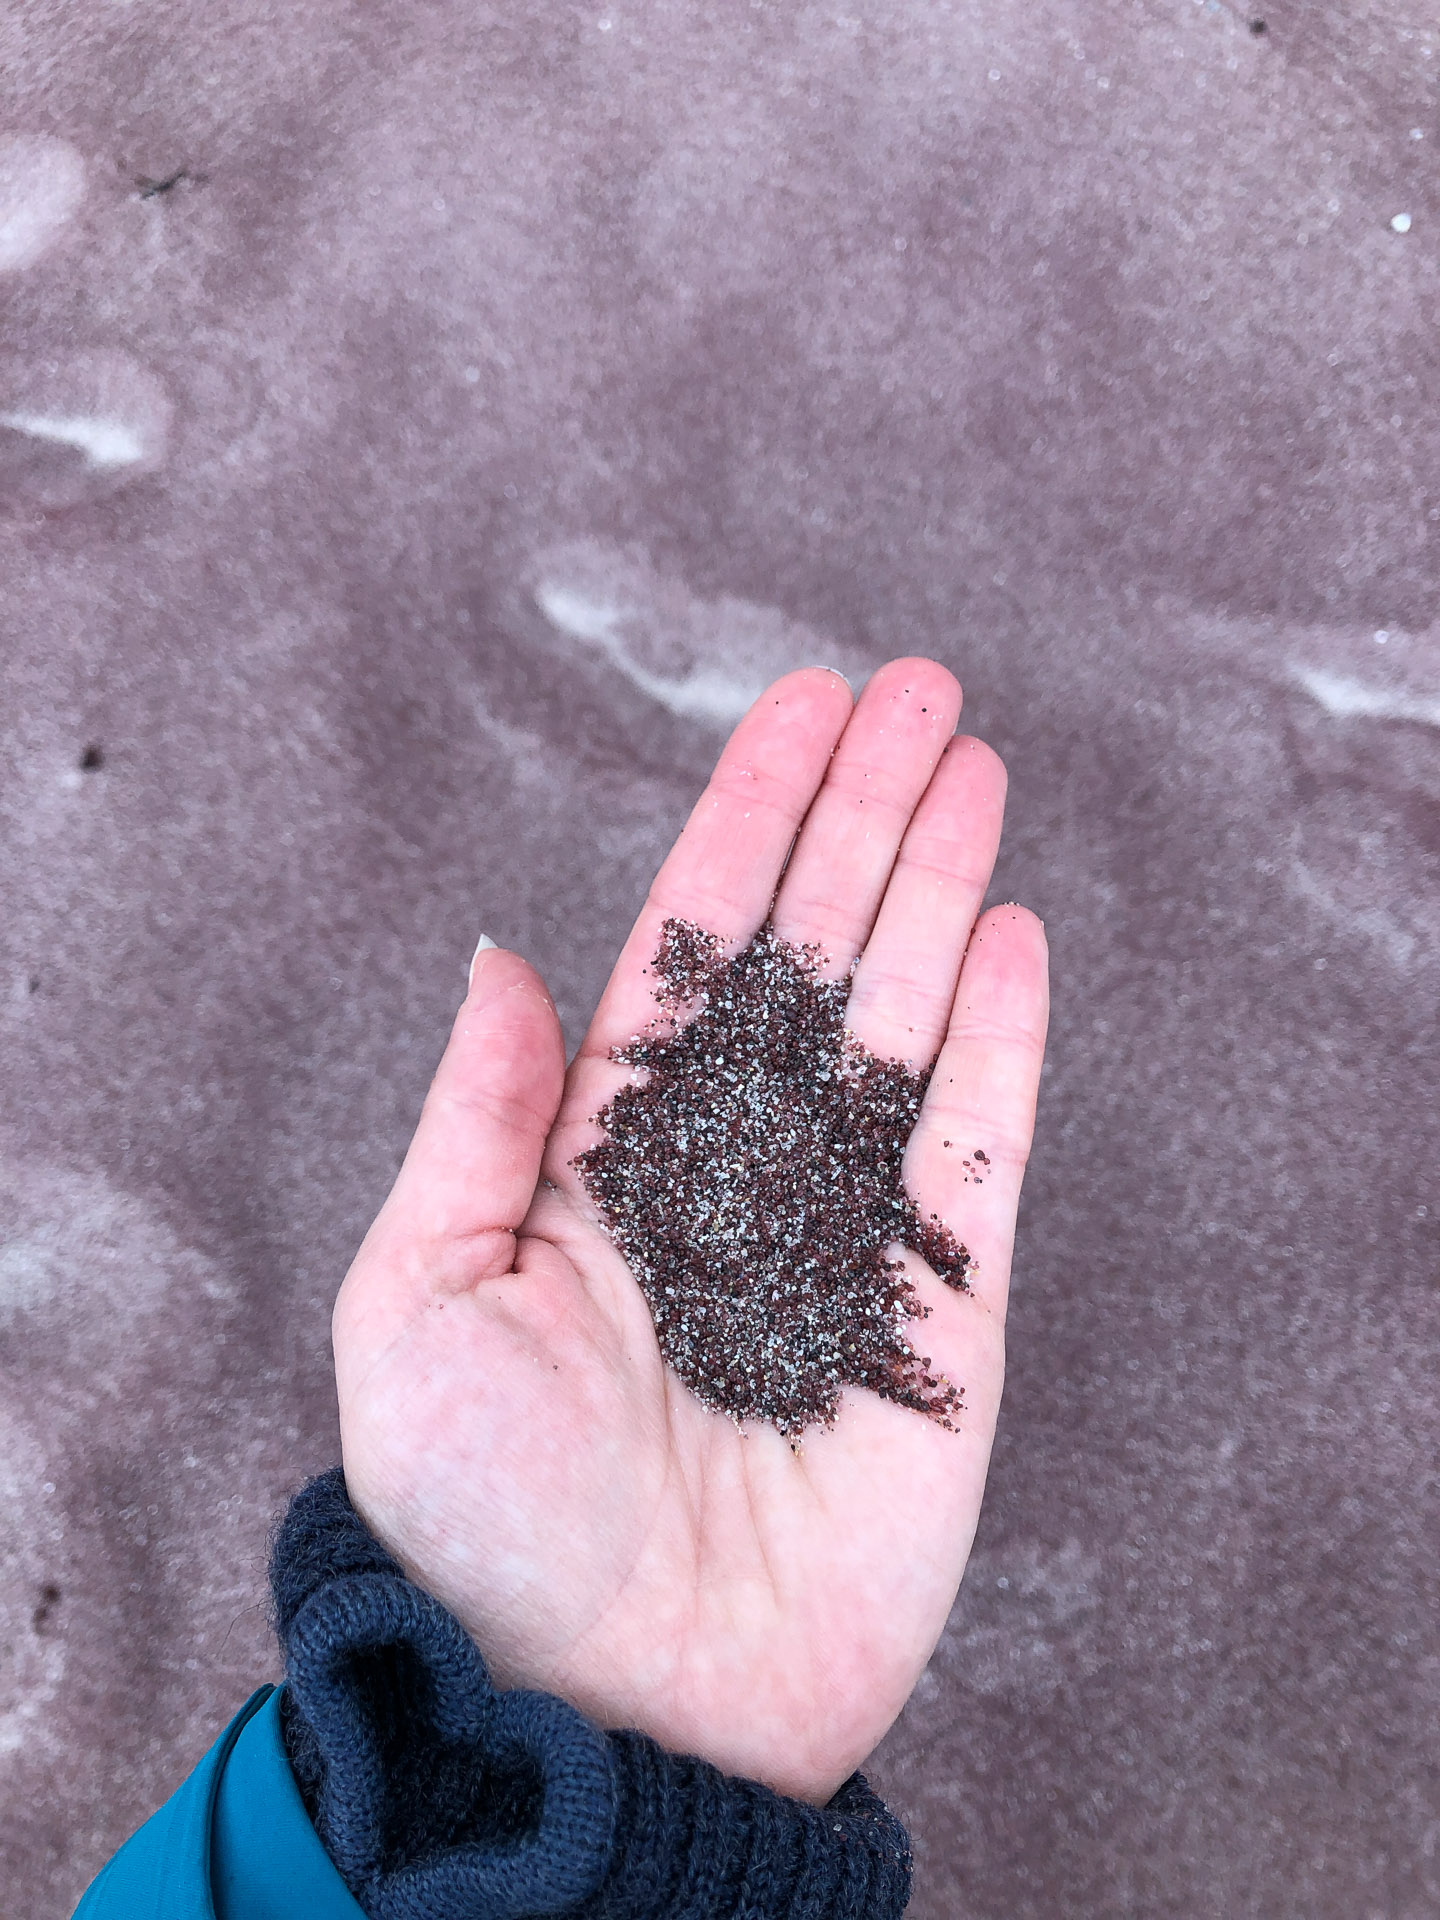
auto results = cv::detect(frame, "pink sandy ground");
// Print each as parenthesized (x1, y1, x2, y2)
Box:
(2, 4, 1437, 1914)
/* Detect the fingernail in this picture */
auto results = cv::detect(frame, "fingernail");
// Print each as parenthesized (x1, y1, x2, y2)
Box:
(468, 933, 498, 988)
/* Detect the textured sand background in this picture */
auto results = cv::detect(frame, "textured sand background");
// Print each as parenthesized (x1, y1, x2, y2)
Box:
(2, 2, 1438, 1914)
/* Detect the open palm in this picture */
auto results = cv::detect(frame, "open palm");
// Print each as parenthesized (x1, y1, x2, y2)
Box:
(333, 658, 1049, 1805)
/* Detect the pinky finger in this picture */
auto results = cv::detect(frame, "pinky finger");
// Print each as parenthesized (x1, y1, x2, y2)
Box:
(906, 904, 1050, 1320)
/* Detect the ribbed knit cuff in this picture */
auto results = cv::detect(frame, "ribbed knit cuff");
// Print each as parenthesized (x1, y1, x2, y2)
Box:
(269, 1470, 912, 1920)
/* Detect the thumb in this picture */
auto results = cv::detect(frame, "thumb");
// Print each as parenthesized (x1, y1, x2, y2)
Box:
(369, 938, 567, 1288)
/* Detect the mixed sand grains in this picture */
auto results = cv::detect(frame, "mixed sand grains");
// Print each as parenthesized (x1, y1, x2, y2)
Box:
(574, 917, 972, 1438)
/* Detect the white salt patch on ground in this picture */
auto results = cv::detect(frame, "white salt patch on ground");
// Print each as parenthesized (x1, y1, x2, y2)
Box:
(536, 581, 623, 646)
(536, 578, 772, 721)
(0, 412, 147, 469)
(0, 1228, 71, 1323)
(0, 351, 171, 509)
(1292, 664, 1440, 729)
(0, 134, 84, 272)
(0, 1155, 231, 1339)
(1288, 858, 1422, 972)
(531, 541, 865, 727)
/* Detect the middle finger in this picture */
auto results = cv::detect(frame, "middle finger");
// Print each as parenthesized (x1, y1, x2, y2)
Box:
(769, 657, 961, 973)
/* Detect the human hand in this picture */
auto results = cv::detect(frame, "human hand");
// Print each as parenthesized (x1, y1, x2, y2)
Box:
(332, 658, 1049, 1804)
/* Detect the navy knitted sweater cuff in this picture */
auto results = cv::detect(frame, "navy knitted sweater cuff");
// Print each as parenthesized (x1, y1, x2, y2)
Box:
(269, 1470, 913, 1920)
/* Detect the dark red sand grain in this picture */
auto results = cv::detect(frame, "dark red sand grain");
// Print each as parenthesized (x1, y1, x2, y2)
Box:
(574, 917, 971, 1437)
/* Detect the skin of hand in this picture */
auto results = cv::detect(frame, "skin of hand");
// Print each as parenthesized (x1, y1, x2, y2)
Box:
(333, 658, 1050, 1805)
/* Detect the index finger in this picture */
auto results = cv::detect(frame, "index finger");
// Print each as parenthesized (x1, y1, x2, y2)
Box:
(573, 666, 855, 1067)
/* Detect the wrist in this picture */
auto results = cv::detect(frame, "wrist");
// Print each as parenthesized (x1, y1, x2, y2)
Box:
(270, 1469, 914, 1919)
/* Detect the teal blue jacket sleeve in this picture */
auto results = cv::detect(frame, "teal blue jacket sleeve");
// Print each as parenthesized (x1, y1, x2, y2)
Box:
(72, 1686, 366, 1920)
(73, 1471, 913, 1920)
